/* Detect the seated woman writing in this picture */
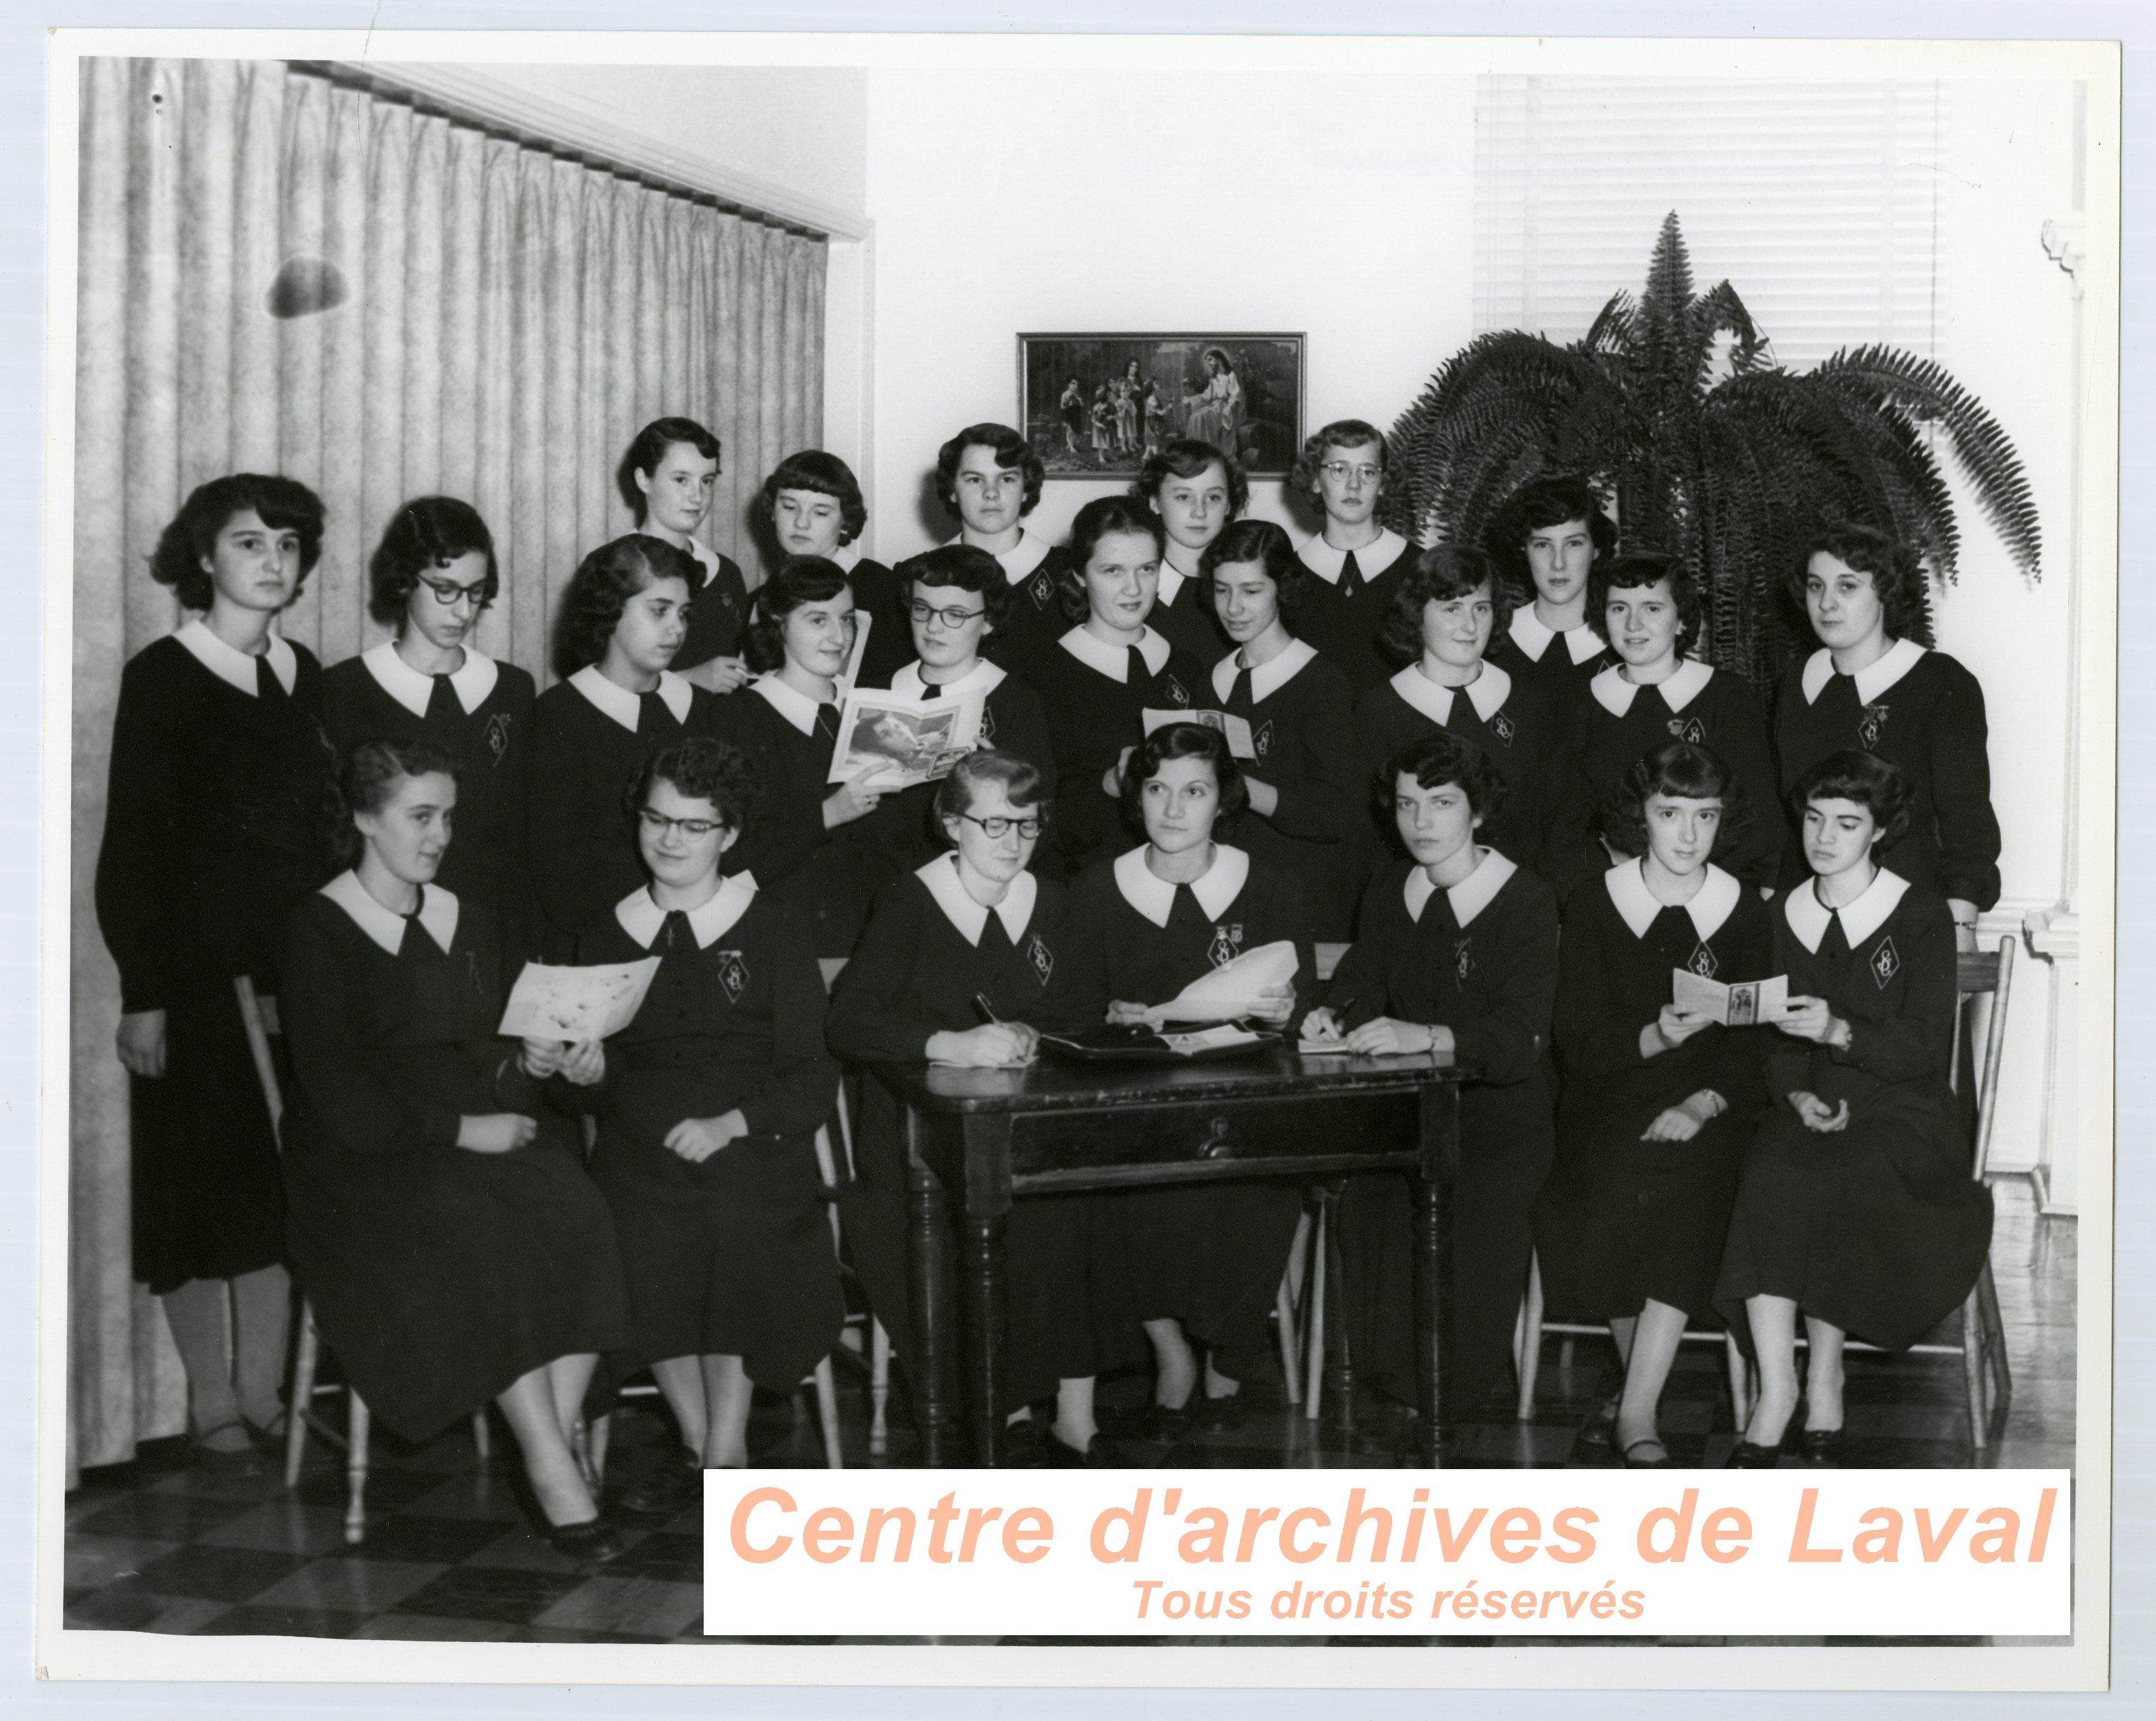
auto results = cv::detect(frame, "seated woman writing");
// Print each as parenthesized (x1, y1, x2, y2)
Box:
(279, 738, 633, 1562)
(1715, 750, 1994, 1467)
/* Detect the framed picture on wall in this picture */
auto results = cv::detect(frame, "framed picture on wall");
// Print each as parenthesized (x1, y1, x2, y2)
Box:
(1018, 332, 1306, 480)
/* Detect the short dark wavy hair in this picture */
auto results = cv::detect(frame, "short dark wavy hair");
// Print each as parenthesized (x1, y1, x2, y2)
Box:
(1379, 731, 1508, 832)
(1200, 518, 1315, 632)
(1120, 721, 1248, 832)
(327, 735, 459, 871)
(151, 474, 326, 612)
(934, 748, 1050, 833)
(1790, 747, 1915, 853)
(1486, 472, 1616, 602)
(1793, 521, 1936, 648)
(899, 544, 1013, 637)
(1290, 419, 1389, 502)
(551, 534, 702, 679)
(934, 422, 1043, 519)
(367, 495, 499, 626)
(1056, 495, 1164, 626)
(756, 448, 868, 547)
(1377, 544, 1512, 669)
(1588, 550, 1703, 654)
(1598, 740, 1753, 860)
(1133, 437, 1250, 522)
(625, 734, 761, 842)
(743, 556, 852, 675)
(616, 417, 722, 520)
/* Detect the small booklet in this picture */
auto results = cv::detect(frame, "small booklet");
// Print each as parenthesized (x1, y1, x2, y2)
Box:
(1671, 967, 1789, 1028)
(1142, 706, 1257, 760)
(827, 684, 985, 787)
(499, 956, 661, 1042)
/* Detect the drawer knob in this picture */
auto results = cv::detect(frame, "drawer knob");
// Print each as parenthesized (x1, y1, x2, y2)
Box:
(1200, 1116, 1234, 1158)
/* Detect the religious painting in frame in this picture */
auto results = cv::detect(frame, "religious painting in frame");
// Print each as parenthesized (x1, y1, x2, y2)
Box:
(1018, 332, 1306, 480)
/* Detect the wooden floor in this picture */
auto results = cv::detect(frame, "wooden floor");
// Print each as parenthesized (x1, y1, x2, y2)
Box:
(61, 1177, 2075, 1644)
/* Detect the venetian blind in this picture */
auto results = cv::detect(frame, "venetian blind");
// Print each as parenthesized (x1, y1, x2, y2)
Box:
(1474, 77, 1947, 370)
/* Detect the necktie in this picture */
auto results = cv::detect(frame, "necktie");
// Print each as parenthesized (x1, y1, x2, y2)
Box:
(638, 689, 672, 734)
(1126, 646, 1149, 687)
(657, 909, 693, 953)
(1225, 666, 1255, 715)
(815, 702, 841, 742)
(423, 673, 458, 723)
(255, 656, 287, 704)
(919, 680, 942, 700)
(1338, 550, 1363, 599)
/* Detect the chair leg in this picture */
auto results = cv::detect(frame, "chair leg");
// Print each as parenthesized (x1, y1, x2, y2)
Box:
(1962, 1287, 1990, 1451)
(869, 1318, 892, 1459)
(1977, 1264, 2013, 1424)
(472, 1408, 491, 1464)
(813, 1357, 843, 1469)
(1277, 1209, 1311, 1408)
(1515, 1252, 1546, 1422)
(345, 1392, 371, 1546)
(284, 1306, 320, 1488)
(587, 1412, 612, 1488)
(1724, 1333, 1755, 1431)
(1304, 1201, 1328, 1425)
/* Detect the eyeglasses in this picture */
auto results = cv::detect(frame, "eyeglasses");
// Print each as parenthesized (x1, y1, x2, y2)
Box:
(1320, 462, 1382, 484)
(414, 574, 491, 611)
(909, 600, 987, 628)
(637, 808, 727, 839)
(956, 812, 1044, 840)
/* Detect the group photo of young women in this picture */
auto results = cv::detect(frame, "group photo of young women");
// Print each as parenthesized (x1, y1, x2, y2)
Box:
(94, 406, 2005, 1562)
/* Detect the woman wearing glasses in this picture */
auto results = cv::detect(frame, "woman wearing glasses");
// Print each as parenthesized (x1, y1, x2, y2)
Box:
(829, 750, 1104, 1466)
(1290, 421, 1414, 697)
(325, 498, 536, 978)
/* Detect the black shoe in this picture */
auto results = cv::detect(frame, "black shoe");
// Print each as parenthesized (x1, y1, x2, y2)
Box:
(542, 1513, 626, 1564)
(1575, 1398, 1620, 1448)
(998, 1417, 1047, 1468)
(1799, 1427, 1845, 1468)
(1620, 1435, 1675, 1469)
(1726, 1439, 1782, 1468)
(1196, 1392, 1246, 1435)
(615, 1446, 701, 1524)
(1043, 1427, 1126, 1468)
(1141, 1399, 1196, 1444)
(190, 1423, 269, 1479)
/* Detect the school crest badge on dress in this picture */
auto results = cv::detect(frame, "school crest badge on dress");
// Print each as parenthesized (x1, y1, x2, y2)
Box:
(1688, 941, 1719, 978)
(1490, 709, 1515, 746)
(1254, 720, 1274, 761)
(1453, 936, 1475, 982)
(1858, 702, 1890, 749)
(1030, 572, 1054, 609)
(1665, 716, 1706, 745)
(1208, 922, 1244, 967)
(484, 711, 513, 764)
(1026, 933, 1054, 985)
(1163, 676, 1191, 709)
(715, 950, 750, 1004)
(1870, 936, 1901, 990)
(978, 704, 998, 744)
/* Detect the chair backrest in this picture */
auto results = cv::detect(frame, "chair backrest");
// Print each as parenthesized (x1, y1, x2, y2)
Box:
(1950, 937, 2015, 1183)
(1314, 942, 1349, 985)
(233, 974, 286, 1140)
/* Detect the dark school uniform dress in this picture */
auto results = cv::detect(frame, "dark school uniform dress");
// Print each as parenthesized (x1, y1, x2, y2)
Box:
(1486, 606, 1609, 715)
(1209, 639, 1358, 942)
(93, 623, 338, 1294)
(527, 666, 715, 959)
(1293, 528, 1414, 698)
(1063, 845, 1312, 1382)
(277, 877, 632, 1444)
(668, 536, 752, 679)
(1324, 850, 1560, 1418)
(322, 642, 538, 983)
(951, 531, 1075, 676)
(1553, 658, 1785, 899)
(827, 858, 1101, 1407)
(834, 545, 913, 693)
(570, 877, 844, 1383)
(1713, 871, 1993, 1349)
(863, 657, 1057, 878)
(1147, 560, 1228, 669)
(1531, 861, 1773, 1324)
(1032, 626, 1208, 881)
(710, 673, 881, 959)
(1771, 639, 2002, 910)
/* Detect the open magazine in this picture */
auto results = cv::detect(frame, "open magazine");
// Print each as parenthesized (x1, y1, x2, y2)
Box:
(826, 683, 985, 788)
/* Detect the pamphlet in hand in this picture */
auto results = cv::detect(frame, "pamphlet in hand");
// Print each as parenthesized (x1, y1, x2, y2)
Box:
(1146, 939, 1299, 1025)
(827, 684, 985, 788)
(1142, 707, 1257, 760)
(1671, 967, 1789, 1028)
(499, 957, 661, 1042)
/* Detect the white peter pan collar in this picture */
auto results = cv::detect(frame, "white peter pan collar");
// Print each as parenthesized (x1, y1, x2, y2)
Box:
(1799, 637, 1928, 706)
(361, 640, 500, 720)
(1059, 626, 1171, 681)
(1506, 608, 1606, 666)
(1155, 563, 1191, 610)
(1387, 660, 1513, 726)
(749, 673, 825, 736)
(1297, 527, 1409, 585)
(1604, 857, 1742, 941)
(1113, 843, 1251, 929)
(1782, 867, 1913, 954)
(1589, 656, 1714, 718)
(175, 619, 297, 697)
(831, 541, 864, 574)
(643, 530, 720, 585)
(1403, 848, 1517, 929)
(1211, 637, 1318, 704)
(320, 870, 459, 957)
(568, 664, 693, 731)
(890, 657, 1007, 700)
(947, 529, 1054, 585)
(916, 853, 1038, 946)
(614, 873, 758, 951)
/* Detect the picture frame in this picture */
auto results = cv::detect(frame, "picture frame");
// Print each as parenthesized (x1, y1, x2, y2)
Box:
(1018, 331, 1306, 480)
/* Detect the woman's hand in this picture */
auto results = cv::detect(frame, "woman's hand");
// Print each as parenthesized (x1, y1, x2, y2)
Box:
(1344, 1016, 1449, 1058)
(664, 1111, 747, 1164)
(459, 1113, 538, 1154)
(1788, 1091, 1851, 1133)
(1652, 1004, 1712, 1052)
(519, 1037, 566, 1080)
(1641, 1089, 1726, 1142)
(116, 1010, 167, 1078)
(1248, 983, 1296, 1026)
(558, 1039, 606, 1086)
(1101, 745, 1138, 798)
(1299, 1006, 1344, 1045)
(824, 774, 890, 829)
(1105, 999, 1152, 1027)
(1777, 995, 1847, 1046)
(926, 1024, 1039, 1068)
(684, 655, 751, 695)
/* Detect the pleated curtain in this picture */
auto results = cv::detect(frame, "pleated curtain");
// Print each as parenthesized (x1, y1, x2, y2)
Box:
(68, 56, 827, 1474)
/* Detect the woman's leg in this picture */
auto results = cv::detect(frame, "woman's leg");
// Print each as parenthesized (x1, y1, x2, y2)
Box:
(1613, 1300, 1687, 1457)
(648, 1355, 709, 1457)
(159, 1278, 244, 1447)
(230, 1264, 291, 1431)
(544, 1353, 598, 1442)
(1742, 1293, 1802, 1447)
(1202, 1351, 1240, 1401)
(1052, 1376, 1098, 1448)
(1143, 1318, 1198, 1410)
(1803, 1318, 1848, 1432)
(496, 1365, 598, 1527)
(700, 1355, 755, 1468)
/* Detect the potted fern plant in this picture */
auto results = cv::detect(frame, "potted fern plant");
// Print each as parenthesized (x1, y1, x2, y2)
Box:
(1380, 212, 2043, 690)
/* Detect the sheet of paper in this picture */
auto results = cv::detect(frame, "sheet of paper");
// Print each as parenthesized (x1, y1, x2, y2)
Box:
(1160, 1024, 1264, 1056)
(827, 684, 985, 786)
(1671, 968, 1790, 1028)
(1149, 938, 1299, 1024)
(498, 957, 661, 1041)
(1142, 706, 1257, 760)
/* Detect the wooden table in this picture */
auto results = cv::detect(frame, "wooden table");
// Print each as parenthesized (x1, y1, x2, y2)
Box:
(877, 1046, 1468, 1467)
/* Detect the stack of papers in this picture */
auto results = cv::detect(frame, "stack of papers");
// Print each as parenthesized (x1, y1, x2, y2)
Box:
(1144, 940, 1299, 1026)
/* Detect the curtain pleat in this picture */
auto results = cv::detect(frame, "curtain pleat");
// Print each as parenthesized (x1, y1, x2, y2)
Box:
(68, 57, 827, 1474)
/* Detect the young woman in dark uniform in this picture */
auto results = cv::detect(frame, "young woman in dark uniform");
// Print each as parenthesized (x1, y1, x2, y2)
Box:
(1302, 731, 1560, 1428)
(527, 535, 715, 957)
(829, 750, 1109, 1466)
(561, 737, 843, 1509)
(1716, 751, 1994, 1467)
(621, 417, 753, 695)
(1556, 552, 1784, 898)
(1290, 420, 1415, 697)
(1065, 724, 1308, 1438)
(934, 423, 1073, 672)
(1529, 743, 1773, 1466)
(280, 738, 633, 1560)
(1483, 472, 1616, 709)
(709, 557, 888, 958)
(1131, 437, 1243, 667)
(1030, 496, 1208, 880)
(760, 449, 909, 692)
(1773, 523, 2001, 945)
(1203, 518, 1357, 941)
(323, 496, 536, 980)
(95, 473, 338, 1471)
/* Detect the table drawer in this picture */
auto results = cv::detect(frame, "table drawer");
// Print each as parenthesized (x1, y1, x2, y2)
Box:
(1005, 1089, 1423, 1186)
